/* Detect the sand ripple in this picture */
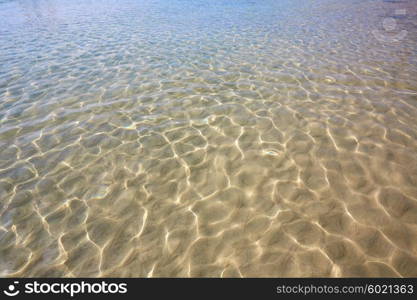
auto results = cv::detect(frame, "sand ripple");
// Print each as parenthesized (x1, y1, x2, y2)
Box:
(0, 0, 417, 277)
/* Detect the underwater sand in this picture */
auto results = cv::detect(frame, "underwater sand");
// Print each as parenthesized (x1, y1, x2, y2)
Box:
(0, 0, 417, 277)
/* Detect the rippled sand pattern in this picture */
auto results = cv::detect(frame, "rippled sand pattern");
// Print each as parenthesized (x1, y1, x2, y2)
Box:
(1, 0, 417, 277)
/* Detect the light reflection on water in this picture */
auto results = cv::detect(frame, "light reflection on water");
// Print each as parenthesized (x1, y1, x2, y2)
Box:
(0, 0, 417, 277)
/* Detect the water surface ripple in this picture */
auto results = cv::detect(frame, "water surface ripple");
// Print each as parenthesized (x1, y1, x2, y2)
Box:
(1, 0, 417, 277)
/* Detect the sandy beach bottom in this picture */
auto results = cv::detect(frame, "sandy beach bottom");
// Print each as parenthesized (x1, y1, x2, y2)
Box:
(0, 0, 417, 277)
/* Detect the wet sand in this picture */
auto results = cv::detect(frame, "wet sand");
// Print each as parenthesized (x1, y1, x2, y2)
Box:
(0, 0, 417, 277)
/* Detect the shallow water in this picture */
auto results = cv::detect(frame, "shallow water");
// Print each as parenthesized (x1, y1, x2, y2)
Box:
(1, 0, 417, 277)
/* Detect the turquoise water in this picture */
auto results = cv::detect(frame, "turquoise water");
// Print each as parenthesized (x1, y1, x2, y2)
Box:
(1, 0, 417, 277)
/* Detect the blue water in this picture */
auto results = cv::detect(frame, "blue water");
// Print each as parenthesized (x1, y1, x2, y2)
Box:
(0, 0, 417, 277)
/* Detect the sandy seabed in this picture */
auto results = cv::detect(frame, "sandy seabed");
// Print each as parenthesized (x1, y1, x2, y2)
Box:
(0, 0, 417, 277)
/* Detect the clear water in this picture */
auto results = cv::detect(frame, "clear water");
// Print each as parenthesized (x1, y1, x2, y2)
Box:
(0, 0, 417, 277)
